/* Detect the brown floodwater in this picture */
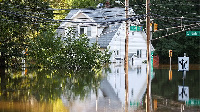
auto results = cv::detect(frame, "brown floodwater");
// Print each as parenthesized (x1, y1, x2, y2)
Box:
(0, 64, 199, 112)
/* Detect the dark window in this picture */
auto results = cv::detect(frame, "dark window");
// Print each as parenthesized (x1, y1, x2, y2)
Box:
(137, 65, 141, 74)
(137, 49, 142, 58)
(80, 27, 84, 35)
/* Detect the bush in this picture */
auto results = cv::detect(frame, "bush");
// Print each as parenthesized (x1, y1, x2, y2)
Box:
(27, 27, 111, 70)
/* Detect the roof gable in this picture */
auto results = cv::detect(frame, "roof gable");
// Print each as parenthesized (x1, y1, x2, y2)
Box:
(71, 10, 95, 22)
(66, 8, 128, 23)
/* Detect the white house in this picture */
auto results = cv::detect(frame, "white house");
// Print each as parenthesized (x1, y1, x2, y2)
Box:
(56, 7, 152, 64)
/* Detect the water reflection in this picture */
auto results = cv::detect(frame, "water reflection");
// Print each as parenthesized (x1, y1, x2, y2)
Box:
(0, 62, 149, 111)
(0, 68, 103, 112)
(151, 65, 200, 111)
(1, 64, 198, 111)
(99, 63, 147, 111)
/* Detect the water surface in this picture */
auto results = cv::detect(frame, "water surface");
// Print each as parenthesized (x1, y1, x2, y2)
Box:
(0, 64, 199, 111)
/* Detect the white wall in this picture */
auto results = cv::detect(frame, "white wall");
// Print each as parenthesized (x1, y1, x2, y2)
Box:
(108, 24, 147, 64)
(61, 12, 99, 38)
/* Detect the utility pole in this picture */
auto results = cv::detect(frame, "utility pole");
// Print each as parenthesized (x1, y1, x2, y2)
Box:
(146, 0, 151, 111)
(115, 0, 129, 109)
(124, 0, 129, 110)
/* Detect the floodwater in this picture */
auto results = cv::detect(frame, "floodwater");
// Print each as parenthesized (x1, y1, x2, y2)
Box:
(0, 64, 199, 112)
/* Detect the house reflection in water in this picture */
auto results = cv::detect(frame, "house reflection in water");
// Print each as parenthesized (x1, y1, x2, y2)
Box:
(61, 63, 152, 111)
(105, 62, 149, 109)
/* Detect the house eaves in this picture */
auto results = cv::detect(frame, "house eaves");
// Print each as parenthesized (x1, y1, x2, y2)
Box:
(97, 24, 121, 48)
(70, 10, 96, 23)
(65, 8, 127, 24)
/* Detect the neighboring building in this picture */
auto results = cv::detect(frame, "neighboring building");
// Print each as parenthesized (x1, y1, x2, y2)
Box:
(56, 7, 153, 64)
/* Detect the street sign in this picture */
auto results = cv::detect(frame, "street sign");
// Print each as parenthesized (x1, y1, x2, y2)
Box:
(178, 57, 189, 71)
(151, 51, 154, 79)
(178, 86, 189, 101)
(137, 26, 143, 31)
(186, 31, 200, 36)
(130, 26, 137, 31)
(130, 100, 143, 107)
(186, 99, 200, 106)
(130, 26, 143, 31)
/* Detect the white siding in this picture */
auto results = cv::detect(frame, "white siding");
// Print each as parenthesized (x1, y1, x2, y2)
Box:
(108, 24, 147, 64)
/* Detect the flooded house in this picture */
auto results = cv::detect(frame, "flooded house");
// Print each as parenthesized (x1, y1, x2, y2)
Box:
(56, 7, 153, 65)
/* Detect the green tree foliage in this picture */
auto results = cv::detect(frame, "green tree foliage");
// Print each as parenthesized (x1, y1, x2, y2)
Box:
(48, 0, 106, 20)
(49, 0, 110, 9)
(71, 0, 98, 8)
(150, 0, 200, 64)
(0, 0, 54, 68)
(0, 0, 111, 71)
(131, 0, 200, 64)
(28, 27, 111, 70)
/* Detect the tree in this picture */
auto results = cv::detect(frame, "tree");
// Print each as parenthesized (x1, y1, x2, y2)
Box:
(129, 0, 199, 64)
(130, 0, 199, 64)
(28, 27, 111, 70)
(48, 0, 106, 20)
(150, 0, 200, 64)
(0, 0, 54, 68)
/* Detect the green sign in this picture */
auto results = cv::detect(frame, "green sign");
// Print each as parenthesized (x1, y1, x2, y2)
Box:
(186, 99, 200, 106)
(130, 100, 143, 107)
(151, 51, 154, 79)
(130, 26, 143, 31)
(186, 31, 200, 36)
(130, 26, 137, 31)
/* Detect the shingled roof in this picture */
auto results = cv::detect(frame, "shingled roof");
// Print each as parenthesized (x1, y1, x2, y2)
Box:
(65, 8, 129, 48)
(66, 7, 126, 23)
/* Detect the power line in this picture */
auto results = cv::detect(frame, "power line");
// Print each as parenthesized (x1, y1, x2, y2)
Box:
(151, 13, 199, 21)
(1, 5, 199, 39)
(0, 9, 146, 25)
(151, 23, 200, 41)
(151, 3, 200, 6)
(154, 23, 199, 32)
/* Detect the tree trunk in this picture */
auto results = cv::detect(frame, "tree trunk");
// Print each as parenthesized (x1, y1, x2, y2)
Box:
(0, 55, 7, 98)
(0, 55, 6, 68)
(0, 54, 6, 77)
(0, 67, 7, 99)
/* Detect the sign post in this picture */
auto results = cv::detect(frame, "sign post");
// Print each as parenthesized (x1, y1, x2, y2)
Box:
(178, 53, 189, 101)
(178, 57, 189, 71)
(178, 86, 189, 101)
(169, 50, 172, 80)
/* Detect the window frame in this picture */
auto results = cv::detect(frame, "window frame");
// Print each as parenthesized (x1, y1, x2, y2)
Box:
(137, 49, 142, 58)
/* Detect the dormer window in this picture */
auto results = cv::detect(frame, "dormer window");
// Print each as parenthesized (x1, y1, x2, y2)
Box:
(80, 27, 84, 35)
(78, 26, 91, 37)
